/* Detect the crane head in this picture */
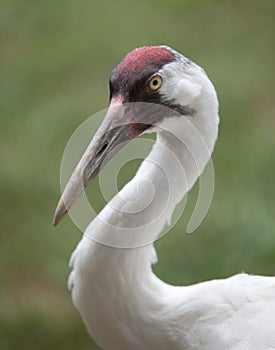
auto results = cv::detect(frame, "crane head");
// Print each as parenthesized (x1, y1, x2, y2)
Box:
(53, 46, 211, 226)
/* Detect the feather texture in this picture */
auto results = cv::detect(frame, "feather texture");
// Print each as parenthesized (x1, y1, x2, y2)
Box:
(64, 47, 275, 349)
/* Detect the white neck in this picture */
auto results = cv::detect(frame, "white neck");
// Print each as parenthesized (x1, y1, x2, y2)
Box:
(72, 60, 219, 350)
(86, 103, 218, 251)
(72, 102, 219, 350)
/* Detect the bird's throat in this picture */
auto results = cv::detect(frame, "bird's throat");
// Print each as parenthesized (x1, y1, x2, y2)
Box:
(84, 113, 217, 251)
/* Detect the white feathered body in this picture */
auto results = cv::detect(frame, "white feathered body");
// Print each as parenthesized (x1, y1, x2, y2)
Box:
(67, 52, 275, 349)
(69, 238, 275, 350)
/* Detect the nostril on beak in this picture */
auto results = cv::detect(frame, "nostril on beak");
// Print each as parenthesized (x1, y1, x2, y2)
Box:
(96, 143, 108, 158)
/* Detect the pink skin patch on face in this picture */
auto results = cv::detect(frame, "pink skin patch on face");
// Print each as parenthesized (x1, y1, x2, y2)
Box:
(111, 96, 124, 104)
(112, 46, 175, 82)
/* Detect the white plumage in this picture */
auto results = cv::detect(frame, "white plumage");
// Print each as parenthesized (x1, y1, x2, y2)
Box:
(54, 46, 275, 349)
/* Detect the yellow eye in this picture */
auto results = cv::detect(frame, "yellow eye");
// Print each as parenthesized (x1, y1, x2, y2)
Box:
(148, 75, 162, 91)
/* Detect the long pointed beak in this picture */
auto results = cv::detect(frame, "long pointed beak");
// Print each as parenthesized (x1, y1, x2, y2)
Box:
(53, 101, 151, 226)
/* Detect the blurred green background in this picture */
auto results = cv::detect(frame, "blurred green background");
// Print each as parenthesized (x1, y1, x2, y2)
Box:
(1, 0, 275, 349)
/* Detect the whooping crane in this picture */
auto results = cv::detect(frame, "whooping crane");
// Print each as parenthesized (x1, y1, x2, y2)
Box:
(53, 46, 275, 350)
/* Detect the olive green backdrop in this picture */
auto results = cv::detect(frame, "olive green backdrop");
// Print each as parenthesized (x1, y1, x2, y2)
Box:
(1, 0, 275, 349)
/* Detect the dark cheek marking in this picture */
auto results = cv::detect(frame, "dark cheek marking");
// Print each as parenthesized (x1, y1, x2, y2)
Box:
(126, 108, 151, 139)
(129, 123, 151, 139)
(129, 124, 139, 139)
(127, 107, 137, 139)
